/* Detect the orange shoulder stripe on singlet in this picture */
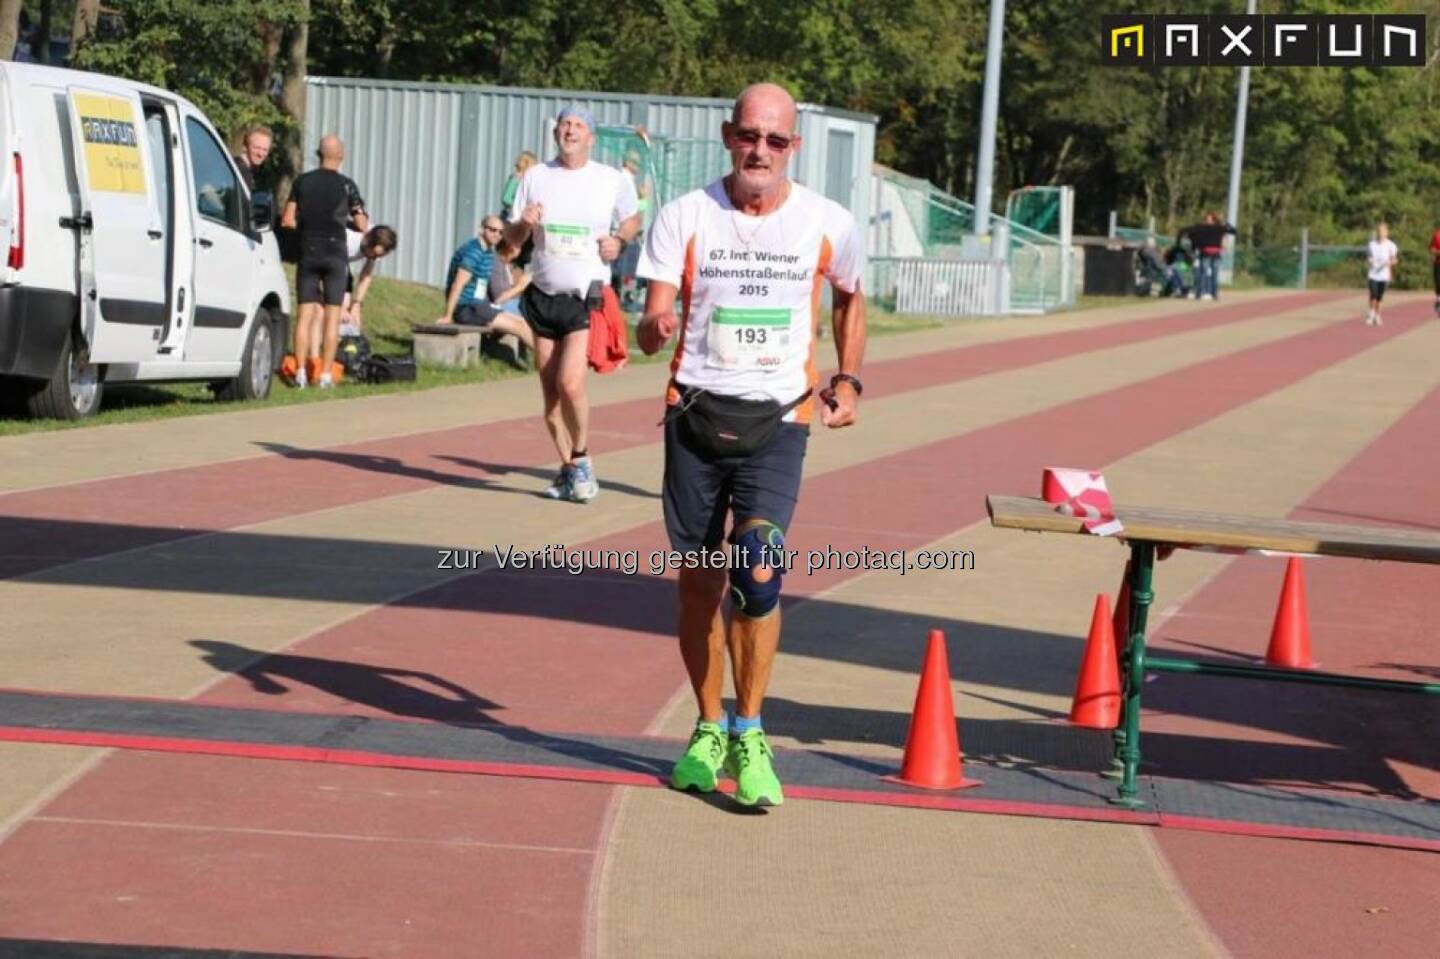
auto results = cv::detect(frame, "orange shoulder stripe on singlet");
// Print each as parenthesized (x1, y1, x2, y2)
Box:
(664, 235, 698, 407)
(795, 236, 833, 427)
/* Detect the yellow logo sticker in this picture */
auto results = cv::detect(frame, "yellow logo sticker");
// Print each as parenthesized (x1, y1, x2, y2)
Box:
(74, 93, 146, 195)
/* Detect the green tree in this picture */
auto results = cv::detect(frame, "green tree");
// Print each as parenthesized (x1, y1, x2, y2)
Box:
(69, 0, 307, 166)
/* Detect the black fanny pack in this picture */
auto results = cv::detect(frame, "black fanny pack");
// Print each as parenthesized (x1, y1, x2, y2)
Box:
(666, 386, 810, 458)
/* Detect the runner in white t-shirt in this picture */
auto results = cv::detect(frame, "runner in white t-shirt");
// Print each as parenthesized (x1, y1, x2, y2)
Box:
(503, 105, 641, 503)
(635, 82, 868, 809)
(1365, 221, 1399, 327)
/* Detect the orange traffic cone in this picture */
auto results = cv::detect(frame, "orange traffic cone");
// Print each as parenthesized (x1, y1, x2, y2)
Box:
(1265, 557, 1314, 669)
(1112, 561, 1132, 675)
(884, 630, 981, 790)
(1070, 594, 1121, 729)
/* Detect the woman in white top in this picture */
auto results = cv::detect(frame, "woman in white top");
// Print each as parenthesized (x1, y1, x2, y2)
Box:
(342, 225, 398, 330)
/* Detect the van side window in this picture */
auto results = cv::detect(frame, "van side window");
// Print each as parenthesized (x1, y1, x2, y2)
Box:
(184, 117, 242, 231)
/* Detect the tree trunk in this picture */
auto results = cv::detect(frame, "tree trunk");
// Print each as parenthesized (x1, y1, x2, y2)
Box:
(35, 0, 52, 63)
(70, 0, 99, 58)
(253, 20, 283, 97)
(276, 0, 309, 206)
(0, 0, 22, 60)
(375, 27, 395, 78)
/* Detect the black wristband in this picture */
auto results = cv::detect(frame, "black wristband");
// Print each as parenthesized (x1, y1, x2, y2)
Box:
(830, 373, 863, 396)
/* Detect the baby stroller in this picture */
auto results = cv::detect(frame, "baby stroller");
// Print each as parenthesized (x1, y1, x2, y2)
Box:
(1134, 239, 1191, 298)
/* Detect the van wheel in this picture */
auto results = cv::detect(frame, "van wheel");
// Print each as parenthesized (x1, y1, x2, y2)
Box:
(27, 331, 104, 420)
(215, 308, 275, 402)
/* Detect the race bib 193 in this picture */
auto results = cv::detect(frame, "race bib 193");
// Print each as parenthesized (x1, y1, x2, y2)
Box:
(546, 223, 592, 259)
(707, 306, 791, 371)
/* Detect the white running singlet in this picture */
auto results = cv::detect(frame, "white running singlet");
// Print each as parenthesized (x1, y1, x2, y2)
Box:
(509, 159, 639, 298)
(637, 179, 863, 419)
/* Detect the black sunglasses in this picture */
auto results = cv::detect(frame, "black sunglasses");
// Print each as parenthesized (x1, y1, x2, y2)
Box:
(731, 129, 797, 152)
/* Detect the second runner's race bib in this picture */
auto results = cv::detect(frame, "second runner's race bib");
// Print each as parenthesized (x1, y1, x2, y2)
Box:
(546, 223, 592, 259)
(707, 306, 790, 371)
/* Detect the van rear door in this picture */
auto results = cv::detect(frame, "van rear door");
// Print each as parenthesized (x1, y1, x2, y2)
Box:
(65, 85, 167, 362)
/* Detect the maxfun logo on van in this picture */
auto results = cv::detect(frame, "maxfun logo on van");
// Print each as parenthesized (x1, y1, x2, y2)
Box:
(74, 93, 145, 195)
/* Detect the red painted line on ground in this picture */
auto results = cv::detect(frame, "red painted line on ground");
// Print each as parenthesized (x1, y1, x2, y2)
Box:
(0, 292, 1341, 580)
(0, 726, 666, 789)
(13, 723, 1437, 854)
(1156, 813, 1440, 854)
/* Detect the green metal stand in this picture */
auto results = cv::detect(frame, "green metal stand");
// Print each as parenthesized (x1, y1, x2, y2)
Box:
(1102, 539, 1440, 807)
(1111, 542, 1154, 808)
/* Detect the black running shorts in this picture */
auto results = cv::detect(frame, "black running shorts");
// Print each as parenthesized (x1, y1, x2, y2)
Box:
(297, 235, 348, 307)
(662, 406, 808, 554)
(520, 285, 591, 340)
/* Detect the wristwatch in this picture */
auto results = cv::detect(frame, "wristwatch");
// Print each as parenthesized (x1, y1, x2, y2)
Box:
(830, 373, 863, 396)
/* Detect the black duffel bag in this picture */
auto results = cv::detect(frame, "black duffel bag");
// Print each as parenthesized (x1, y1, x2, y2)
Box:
(336, 333, 371, 381)
(669, 386, 810, 459)
(364, 353, 418, 384)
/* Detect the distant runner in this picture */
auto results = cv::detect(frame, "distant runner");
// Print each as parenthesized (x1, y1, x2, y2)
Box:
(504, 106, 640, 503)
(1365, 221, 1398, 327)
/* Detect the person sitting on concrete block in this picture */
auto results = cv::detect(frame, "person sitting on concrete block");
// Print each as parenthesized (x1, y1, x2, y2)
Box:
(436, 217, 535, 357)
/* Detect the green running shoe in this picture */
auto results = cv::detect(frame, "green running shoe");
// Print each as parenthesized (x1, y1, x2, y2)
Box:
(670, 721, 728, 793)
(724, 729, 784, 807)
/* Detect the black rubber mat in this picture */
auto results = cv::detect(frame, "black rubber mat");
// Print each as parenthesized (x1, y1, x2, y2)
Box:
(1, 688, 1436, 852)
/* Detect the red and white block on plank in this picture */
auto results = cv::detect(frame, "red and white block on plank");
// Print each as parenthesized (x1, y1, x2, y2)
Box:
(1041, 468, 1125, 537)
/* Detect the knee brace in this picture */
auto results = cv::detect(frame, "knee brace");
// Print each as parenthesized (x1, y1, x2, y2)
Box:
(729, 519, 786, 617)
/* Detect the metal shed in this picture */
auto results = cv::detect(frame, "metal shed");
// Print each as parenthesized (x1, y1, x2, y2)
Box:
(304, 77, 877, 288)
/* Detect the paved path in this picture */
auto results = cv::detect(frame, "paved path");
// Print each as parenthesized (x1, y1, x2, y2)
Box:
(1, 290, 1437, 958)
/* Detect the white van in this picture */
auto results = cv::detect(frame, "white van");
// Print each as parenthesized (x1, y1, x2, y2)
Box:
(0, 62, 291, 419)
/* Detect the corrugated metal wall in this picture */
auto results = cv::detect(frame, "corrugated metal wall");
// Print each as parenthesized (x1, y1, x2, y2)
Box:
(305, 78, 877, 289)
(305, 81, 467, 288)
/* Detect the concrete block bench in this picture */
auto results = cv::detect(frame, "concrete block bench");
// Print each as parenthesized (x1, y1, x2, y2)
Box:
(411, 324, 482, 368)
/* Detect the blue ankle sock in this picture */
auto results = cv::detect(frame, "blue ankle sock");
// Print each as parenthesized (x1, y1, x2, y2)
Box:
(732, 714, 762, 735)
(702, 712, 729, 733)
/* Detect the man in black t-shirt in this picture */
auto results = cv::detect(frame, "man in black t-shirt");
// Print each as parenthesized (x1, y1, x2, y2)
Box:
(281, 135, 368, 388)
(1181, 212, 1236, 301)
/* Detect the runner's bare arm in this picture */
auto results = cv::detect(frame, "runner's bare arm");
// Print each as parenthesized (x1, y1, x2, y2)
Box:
(637, 280, 679, 355)
(496, 270, 531, 304)
(280, 199, 297, 231)
(821, 284, 866, 429)
(504, 203, 543, 249)
(600, 212, 643, 262)
(616, 212, 642, 243)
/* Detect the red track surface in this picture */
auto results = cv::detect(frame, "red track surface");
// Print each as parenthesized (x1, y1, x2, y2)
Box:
(0, 291, 1330, 580)
(1141, 371, 1440, 956)
(3, 292, 1437, 957)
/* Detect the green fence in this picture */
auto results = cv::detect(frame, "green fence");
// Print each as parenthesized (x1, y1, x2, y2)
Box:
(593, 126, 730, 230)
(873, 168, 1072, 314)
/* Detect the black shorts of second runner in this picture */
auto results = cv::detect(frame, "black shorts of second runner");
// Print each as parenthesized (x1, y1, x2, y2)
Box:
(521, 284, 591, 340)
(1432, 261, 1440, 296)
(662, 410, 809, 554)
(297, 236, 349, 307)
(1368, 279, 1389, 301)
